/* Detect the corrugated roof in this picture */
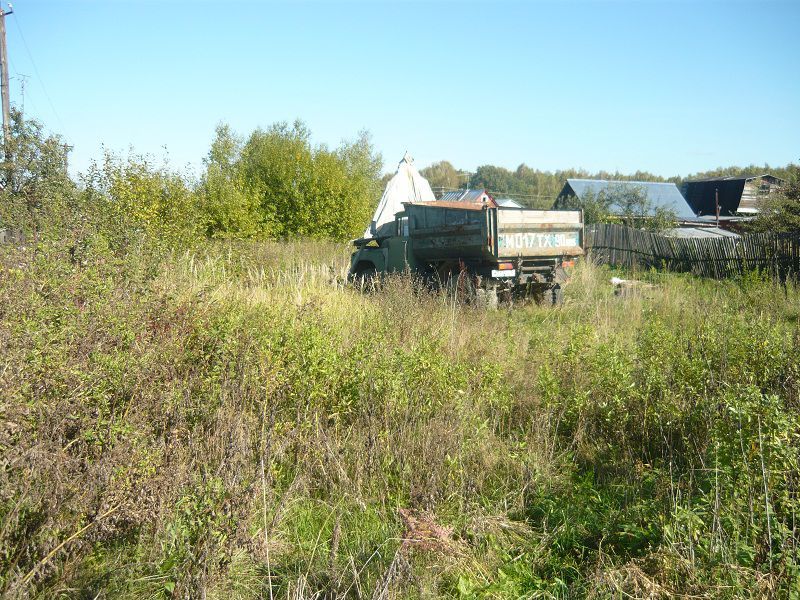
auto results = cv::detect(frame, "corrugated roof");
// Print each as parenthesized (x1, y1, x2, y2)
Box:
(438, 190, 465, 201)
(563, 179, 696, 219)
(438, 189, 495, 205)
(696, 215, 755, 223)
(683, 173, 784, 184)
(496, 198, 523, 208)
(684, 175, 756, 183)
(664, 227, 741, 239)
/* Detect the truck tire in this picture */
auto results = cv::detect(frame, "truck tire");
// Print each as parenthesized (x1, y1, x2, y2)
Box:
(420, 270, 442, 293)
(352, 266, 378, 292)
(447, 271, 477, 305)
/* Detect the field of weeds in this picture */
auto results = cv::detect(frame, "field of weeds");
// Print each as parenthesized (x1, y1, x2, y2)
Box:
(1, 238, 799, 599)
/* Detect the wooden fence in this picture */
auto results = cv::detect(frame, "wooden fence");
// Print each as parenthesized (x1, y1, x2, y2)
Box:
(585, 224, 800, 280)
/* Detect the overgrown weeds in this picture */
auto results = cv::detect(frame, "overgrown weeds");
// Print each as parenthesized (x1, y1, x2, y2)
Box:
(1, 239, 799, 598)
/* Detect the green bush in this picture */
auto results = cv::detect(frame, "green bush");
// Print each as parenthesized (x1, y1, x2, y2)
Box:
(200, 121, 382, 241)
(0, 109, 76, 236)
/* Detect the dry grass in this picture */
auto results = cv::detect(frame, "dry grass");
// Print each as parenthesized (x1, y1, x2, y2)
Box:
(1, 239, 799, 598)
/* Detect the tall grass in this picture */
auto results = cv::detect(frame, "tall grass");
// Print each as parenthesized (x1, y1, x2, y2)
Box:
(1, 238, 798, 598)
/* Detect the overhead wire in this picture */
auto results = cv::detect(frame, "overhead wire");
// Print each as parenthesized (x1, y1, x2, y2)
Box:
(8, 50, 38, 117)
(10, 9, 72, 144)
(6, 52, 36, 130)
(13, 71, 38, 116)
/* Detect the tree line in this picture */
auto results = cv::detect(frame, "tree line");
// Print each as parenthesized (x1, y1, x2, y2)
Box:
(0, 110, 797, 249)
(0, 112, 383, 249)
(420, 159, 799, 210)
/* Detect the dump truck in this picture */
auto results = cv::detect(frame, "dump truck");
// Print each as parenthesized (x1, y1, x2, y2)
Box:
(349, 201, 584, 305)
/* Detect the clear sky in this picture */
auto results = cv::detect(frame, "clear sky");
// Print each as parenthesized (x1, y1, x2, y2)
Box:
(5, 0, 799, 178)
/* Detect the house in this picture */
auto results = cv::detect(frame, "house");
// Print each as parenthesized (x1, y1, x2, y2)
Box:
(680, 174, 784, 216)
(554, 179, 697, 220)
(438, 189, 496, 207)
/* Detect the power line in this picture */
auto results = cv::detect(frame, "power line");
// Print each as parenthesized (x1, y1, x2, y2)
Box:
(8, 48, 40, 117)
(14, 72, 29, 113)
(11, 9, 71, 143)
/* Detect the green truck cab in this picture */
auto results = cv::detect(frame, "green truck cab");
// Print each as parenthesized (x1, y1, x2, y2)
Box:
(349, 201, 584, 304)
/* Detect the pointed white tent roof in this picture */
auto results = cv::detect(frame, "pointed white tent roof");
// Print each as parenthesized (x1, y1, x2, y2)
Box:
(364, 152, 435, 238)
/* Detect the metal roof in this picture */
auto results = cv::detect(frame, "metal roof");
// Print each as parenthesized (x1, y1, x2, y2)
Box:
(683, 173, 784, 184)
(561, 179, 696, 219)
(664, 226, 741, 239)
(696, 214, 755, 223)
(496, 198, 523, 208)
(438, 189, 495, 205)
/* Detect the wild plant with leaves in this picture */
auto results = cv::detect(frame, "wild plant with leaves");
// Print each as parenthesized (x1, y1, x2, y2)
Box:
(1, 111, 799, 598)
(1, 237, 799, 598)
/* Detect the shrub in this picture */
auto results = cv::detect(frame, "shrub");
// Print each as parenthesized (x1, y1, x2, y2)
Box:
(79, 150, 200, 252)
(0, 109, 76, 236)
(201, 121, 383, 241)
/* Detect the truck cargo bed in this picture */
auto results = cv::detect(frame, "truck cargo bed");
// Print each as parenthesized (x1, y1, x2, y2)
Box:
(495, 208, 583, 258)
(404, 202, 583, 262)
(405, 202, 489, 260)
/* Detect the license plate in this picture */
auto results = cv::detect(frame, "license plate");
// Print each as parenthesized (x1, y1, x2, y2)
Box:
(498, 231, 580, 251)
(491, 269, 516, 278)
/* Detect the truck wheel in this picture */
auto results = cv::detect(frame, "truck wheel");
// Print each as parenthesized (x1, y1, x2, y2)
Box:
(499, 288, 514, 307)
(447, 271, 477, 305)
(420, 270, 442, 293)
(352, 266, 378, 292)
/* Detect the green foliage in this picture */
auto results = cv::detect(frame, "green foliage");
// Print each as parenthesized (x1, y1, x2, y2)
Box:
(0, 109, 75, 234)
(3, 107, 800, 598)
(3, 111, 383, 246)
(605, 182, 678, 231)
(199, 124, 262, 239)
(556, 187, 613, 224)
(554, 182, 678, 230)
(0, 109, 203, 253)
(644, 204, 680, 232)
(3, 239, 799, 598)
(420, 160, 466, 191)
(80, 150, 200, 251)
(201, 120, 382, 240)
(469, 165, 519, 197)
(750, 166, 800, 233)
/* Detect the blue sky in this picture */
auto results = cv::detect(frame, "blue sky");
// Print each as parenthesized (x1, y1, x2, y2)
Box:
(6, 0, 799, 178)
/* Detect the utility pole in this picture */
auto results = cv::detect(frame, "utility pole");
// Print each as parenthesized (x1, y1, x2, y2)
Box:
(0, 2, 12, 186)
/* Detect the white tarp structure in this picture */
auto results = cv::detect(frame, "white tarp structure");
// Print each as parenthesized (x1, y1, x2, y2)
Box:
(363, 152, 435, 238)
